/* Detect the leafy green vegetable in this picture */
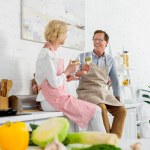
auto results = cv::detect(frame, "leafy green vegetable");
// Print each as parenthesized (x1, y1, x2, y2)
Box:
(29, 131, 37, 146)
(30, 123, 39, 130)
(139, 89, 150, 93)
(69, 144, 122, 150)
(63, 132, 118, 146)
(144, 101, 150, 104)
(142, 94, 150, 99)
(31, 117, 70, 148)
(29, 124, 39, 146)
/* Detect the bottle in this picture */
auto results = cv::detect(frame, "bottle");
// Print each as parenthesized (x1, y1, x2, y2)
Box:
(123, 51, 129, 68)
(121, 70, 130, 86)
(122, 75, 129, 86)
(118, 52, 124, 68)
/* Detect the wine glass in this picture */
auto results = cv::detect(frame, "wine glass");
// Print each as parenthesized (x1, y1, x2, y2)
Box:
(84, 53, 92, 64)
(70, 55, 80, 77)
(71, 55, 80, 65)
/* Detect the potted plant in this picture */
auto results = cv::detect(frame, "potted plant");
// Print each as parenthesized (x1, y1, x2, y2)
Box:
(139, 86, 150, 104)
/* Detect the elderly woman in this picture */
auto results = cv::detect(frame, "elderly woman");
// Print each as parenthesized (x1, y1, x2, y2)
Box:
(35, 19, 105, 132)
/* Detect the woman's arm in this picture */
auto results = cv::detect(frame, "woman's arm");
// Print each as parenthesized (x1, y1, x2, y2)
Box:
(38, 55, 79, 88)
(38, 56, 66, 88)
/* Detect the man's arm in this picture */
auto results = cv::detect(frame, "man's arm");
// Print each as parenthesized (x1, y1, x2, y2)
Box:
(75, 63, 91, 77)
(109, 58, 120, 100)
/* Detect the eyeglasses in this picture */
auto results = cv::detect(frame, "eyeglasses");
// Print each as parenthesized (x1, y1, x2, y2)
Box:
(92, 39, 104, 42)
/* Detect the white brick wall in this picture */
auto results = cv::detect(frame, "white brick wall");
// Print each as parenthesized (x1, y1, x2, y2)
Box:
(0, 0, 80, 95)
(0, 0, 41, 95)
(85, 0, 150, 92)
(0, 0, 149, 96)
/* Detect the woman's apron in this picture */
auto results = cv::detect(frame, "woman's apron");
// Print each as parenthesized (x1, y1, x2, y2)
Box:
(77, 63, 122, 106)
(40, 58, 96, 128)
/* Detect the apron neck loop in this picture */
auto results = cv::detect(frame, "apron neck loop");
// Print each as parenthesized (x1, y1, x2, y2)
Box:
(44, 41, 56, 54)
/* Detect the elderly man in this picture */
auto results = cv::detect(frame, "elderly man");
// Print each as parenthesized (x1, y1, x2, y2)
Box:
(76, 30, 127, 138)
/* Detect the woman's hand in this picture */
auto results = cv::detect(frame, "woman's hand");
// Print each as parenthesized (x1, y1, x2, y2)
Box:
(66, 75, 79, 82)
(32, 84, 39, 94)
(64, 62, 79, 76)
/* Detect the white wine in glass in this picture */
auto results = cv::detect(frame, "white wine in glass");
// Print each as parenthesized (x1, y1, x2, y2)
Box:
(71, 55, 80, 65)
(71, 60, 80, 65)
(70, 55, 80, 77)
(85, 53, 92, 64)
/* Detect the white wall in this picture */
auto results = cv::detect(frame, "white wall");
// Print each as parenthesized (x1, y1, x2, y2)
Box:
(85, 0, 150, 91)
(0, 0, 80, 95)
(0, 0, 149, 96)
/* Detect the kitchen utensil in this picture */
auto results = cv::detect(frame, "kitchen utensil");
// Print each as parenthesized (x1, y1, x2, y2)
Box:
(1, 79, 8, 97)
(0, 96, 8, 109)
(0, 108, 17, 116)
(6, 80, 13, 97)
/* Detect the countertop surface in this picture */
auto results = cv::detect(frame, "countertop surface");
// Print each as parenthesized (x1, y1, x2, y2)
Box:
(0, 102, 140, 124)
(0, 111, 64, 124)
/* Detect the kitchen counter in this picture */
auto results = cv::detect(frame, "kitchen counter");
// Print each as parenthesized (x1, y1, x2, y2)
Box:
(0, 111, 64, 124)
(124, 102, 141, 109)
(0, 102, 142, 138)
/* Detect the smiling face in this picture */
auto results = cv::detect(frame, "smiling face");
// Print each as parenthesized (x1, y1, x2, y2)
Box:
(93, 32, 109, 57)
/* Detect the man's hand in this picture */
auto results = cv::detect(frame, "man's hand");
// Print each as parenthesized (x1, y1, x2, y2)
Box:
(82, 64, 91, 72)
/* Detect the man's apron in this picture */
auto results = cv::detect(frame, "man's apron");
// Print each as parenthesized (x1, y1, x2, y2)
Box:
(77, 63, 122, 106)
(40, 58, 96, 128)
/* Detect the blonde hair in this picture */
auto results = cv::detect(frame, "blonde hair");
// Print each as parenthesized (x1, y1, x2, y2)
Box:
(44, 20, 67, 43)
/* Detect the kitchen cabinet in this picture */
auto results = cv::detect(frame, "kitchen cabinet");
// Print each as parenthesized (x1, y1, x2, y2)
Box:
(77, 103, 140, 139)
(122, 103, 140, 139)
(108, 103, 140, 139)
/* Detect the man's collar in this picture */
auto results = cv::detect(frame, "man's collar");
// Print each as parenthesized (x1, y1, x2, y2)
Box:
(92, 50, 106, 58)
